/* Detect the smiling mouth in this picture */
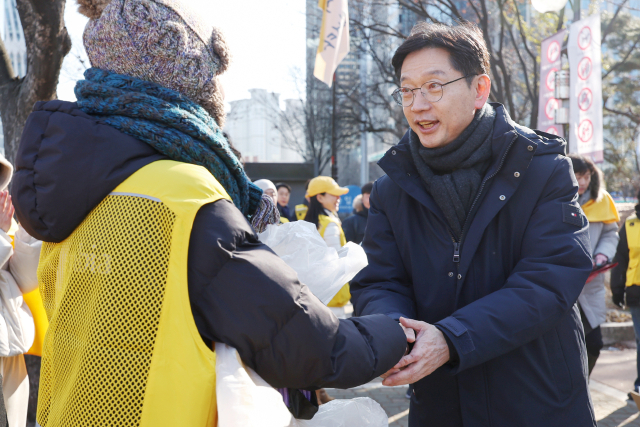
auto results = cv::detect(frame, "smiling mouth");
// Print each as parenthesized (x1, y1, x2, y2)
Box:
(418, 120, 439, 130)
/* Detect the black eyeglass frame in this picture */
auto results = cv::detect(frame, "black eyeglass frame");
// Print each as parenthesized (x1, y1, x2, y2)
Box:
(392, 74, 478, 107)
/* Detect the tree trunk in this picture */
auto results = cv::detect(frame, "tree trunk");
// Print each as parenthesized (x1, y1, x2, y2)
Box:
(0, 0, 71, 164)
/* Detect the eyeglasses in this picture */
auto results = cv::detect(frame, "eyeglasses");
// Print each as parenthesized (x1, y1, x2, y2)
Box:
(392, 75, 477, 107)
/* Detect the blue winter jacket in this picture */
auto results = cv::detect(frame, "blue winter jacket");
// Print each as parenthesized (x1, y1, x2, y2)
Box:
(351, 104, 596, 427)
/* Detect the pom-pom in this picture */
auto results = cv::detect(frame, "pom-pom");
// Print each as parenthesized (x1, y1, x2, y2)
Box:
(77, 0, 112, 19)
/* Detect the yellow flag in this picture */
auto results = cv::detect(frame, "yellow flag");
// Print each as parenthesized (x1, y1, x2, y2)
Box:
(314, 0, 350, 87)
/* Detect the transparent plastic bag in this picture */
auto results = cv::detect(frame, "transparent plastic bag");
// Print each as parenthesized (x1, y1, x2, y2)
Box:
(296, 398, 389, 427)
(216, 343, 389, 427)
(258, 221, 368, 305)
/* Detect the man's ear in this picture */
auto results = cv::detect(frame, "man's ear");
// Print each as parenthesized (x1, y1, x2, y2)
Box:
(474, 75, 492, 109)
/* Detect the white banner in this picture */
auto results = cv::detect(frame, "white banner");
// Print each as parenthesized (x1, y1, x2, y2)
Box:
(537, 30, 567, 138)
(313, 0, 350, 87)
(568, 14, 603, 162)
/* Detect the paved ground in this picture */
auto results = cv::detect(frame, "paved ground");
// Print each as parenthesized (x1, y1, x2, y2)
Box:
(327, 363, 640, 427)
(592, 348, 636, 395)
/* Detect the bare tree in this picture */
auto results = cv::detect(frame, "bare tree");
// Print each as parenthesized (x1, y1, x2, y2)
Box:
(0, 0, 71, 163)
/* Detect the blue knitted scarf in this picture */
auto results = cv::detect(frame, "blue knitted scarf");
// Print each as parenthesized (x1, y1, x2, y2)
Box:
(74, 68, 266, 222)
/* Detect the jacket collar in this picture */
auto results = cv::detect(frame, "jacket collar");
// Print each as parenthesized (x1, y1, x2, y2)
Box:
(378, 104, 538, 282)
(378, 104, 523, 217)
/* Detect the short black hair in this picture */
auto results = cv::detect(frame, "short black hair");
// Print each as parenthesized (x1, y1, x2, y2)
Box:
(275, 183, 291, 193)
(391, 21, 490, 86)
(361, 182, 373, 195)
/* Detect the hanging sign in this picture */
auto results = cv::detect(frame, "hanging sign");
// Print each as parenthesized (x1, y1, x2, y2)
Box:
(568, 14, 603, 162)
(537, 30, 567, 137)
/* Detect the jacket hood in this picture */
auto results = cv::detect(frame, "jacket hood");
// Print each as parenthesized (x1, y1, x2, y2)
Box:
(11, 100, 165, 243)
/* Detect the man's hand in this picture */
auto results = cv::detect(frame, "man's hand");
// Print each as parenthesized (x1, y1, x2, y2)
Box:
(0, 191, 14, 233)
(382, 317, 450, 387)
(380, 321, 416, 380)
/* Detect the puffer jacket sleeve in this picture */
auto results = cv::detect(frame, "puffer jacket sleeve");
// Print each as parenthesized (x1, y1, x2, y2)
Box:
(350, 181, 417, 321)
(188, 199, 407, 389)
(594, 221, 619, 260)
(436, 156, 592, 374)
(9, 225, 42, 294)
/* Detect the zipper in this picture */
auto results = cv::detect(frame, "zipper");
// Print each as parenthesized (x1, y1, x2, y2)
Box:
(451, 133, 519, 264)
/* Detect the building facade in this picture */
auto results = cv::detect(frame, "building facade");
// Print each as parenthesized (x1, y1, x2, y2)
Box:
(224, 89, 305, 164)
(0, 0, 26, 77)
(0, 0, 27, 156)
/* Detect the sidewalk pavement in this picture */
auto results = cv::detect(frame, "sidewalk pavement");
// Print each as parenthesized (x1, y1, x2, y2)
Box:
(327, 349, 640, 427)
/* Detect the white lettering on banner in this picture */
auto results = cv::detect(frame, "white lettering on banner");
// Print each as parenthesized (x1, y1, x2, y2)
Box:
(537, 30, 567, 137)
(313, 0, 350, 87)
(568, 14, 603, 162)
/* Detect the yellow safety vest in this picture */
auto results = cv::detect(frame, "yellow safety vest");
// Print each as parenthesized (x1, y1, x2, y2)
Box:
(582, 191, 620, 224)
(36, 160, 224, 427)
(318, 214, 351, 307)
(625, 214, 640, 288)
(295, 204, 308, 221)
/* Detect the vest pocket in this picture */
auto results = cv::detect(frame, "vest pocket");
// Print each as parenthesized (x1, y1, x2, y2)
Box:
(543, 328, 573, 401)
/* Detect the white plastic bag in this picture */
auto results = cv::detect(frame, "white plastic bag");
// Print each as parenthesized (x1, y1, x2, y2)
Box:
(216, 343, 389, 427)
(297, 398, 389, 427)
(258, 221, 368, 305)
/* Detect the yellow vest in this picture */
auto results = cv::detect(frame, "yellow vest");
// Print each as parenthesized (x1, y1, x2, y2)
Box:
(582, 191, 620, 224)
(318, 215, 351, 307)
(295, 204, 308, 221)
(625, 214, 640, 288)
(36, 161, 224, 427)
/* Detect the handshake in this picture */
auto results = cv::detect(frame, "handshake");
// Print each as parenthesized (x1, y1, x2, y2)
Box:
(380, 317, 451, 387)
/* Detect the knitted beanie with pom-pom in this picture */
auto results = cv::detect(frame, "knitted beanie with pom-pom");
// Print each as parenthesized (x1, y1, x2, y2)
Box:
(78, 0, 230, 126)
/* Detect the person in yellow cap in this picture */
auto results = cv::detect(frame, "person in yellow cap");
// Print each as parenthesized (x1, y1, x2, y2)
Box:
(303, 176, 350, 405)
(304, 176, 349, 254)
(568, 153, 620, 375)
(304, 177, 352, 319)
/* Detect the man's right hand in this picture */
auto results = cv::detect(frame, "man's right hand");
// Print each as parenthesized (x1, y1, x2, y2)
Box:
(380, 321, 416, 379)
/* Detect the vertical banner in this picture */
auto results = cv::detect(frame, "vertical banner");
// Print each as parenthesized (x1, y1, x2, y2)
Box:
(314, 0, 350, 87)
(568, 14, 603, 162)
(537, 30, 567, 137)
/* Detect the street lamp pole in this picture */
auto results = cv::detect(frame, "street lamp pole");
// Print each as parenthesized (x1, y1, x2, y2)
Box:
(331, 72, 338, 181)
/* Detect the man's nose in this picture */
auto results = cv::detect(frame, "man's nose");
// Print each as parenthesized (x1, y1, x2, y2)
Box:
(411, 92, 432, 112)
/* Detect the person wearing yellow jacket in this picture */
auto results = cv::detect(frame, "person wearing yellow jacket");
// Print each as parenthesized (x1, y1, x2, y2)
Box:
(304, 176, 352, 318)
(569, 154, 620, 374)
(612, 189, 640, 398)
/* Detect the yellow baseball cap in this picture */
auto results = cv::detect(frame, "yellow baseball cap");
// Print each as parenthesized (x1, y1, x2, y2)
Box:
(306, 176, 349, 197)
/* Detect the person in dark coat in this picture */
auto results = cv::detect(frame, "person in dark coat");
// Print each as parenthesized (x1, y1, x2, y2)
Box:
(611, 189, 640, 398)
(9, 0, 409, 421)
(350, 22, 594, 427)
(342, 182, 372, 244)
(276, 182, 295, 222)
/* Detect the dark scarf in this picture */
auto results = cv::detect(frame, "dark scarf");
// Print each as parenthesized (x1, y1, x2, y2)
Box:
(74, 68, 282, 232)
(410, 104, 496, 240)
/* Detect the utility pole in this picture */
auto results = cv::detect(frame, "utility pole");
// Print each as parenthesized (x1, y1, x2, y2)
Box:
(331, 72, 338, 181)
(359, 28, 369, 186)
